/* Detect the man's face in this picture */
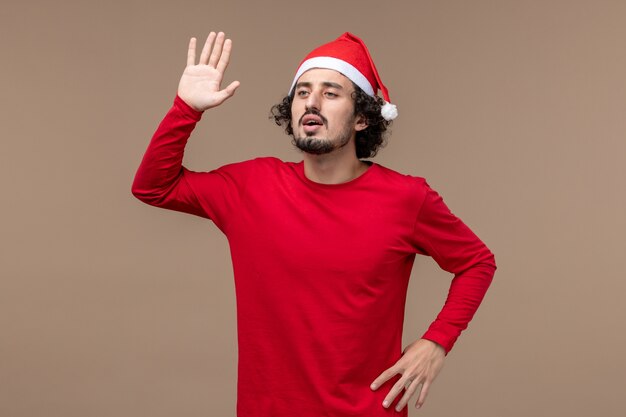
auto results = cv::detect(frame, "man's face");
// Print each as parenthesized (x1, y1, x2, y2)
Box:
(290, 68, 366, 155)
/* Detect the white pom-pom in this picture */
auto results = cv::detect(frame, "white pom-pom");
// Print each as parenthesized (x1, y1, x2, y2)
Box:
(381, 101, 398, 121)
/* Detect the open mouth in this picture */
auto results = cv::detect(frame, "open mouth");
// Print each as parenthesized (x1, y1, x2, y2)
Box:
(300, 113, 326, 134)
(301, 114, 325, 127)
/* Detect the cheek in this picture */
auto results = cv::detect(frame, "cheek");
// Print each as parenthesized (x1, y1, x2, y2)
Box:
(335, 102, 356, 120)
(336, 107, 357, 127)
(290, 111, 299, 129)
(290, 103, 302, 124)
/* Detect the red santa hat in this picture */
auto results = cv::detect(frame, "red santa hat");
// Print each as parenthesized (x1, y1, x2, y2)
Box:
(289, 32, 398, 121)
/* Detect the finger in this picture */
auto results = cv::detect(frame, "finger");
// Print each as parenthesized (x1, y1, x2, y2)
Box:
(382, 375, 413, 409)
(199, 32, 217, 65)
(394, 381, 422, 412)
(370, 366, 400, 390)
(208, 31, 225, 67)
(216, 38, 233, 73)
(187, 37, 197, 66)
(415, 381, 431, 409)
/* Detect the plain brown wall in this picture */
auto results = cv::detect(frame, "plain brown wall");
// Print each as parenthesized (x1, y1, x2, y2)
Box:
(2, 1, 625, 416)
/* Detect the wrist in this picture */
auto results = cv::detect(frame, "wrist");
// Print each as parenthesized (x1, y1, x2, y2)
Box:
(174, 95, 204, 120)
(420, 337, 447, 355)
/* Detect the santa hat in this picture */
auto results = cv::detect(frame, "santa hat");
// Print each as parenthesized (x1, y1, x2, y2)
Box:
(289, 32, 398, 121)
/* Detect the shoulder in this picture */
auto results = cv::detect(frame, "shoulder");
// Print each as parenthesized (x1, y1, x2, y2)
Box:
(215, 156, 292, 174)
(207, 157, 299, 188)
(372, 163, 431, 197)
(365, 163, 440, 215)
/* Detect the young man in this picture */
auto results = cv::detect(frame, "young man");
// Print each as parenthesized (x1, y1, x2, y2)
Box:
(132, 31, 496, 416)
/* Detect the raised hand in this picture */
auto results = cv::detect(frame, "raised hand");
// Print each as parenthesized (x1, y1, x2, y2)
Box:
(177, 32, 241, 112)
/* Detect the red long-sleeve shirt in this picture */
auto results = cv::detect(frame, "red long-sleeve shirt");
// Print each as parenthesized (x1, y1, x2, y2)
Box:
(132, 96, 497, 417)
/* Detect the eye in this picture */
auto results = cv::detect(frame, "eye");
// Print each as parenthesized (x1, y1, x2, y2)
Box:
(325, 92, 338, 98)
(296, 90, 309, 97)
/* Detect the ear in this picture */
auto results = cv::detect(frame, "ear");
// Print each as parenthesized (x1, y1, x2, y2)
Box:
(354, 114, 368, 132)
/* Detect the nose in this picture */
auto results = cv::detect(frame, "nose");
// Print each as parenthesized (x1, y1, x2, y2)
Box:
(304, 90, 321, 112)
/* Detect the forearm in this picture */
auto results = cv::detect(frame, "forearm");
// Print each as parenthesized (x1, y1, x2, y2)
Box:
(131, 95, 203, 206)
(421, 256, 496, 353)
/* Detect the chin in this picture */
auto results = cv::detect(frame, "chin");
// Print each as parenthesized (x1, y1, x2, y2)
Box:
(292, 136, 335, 155)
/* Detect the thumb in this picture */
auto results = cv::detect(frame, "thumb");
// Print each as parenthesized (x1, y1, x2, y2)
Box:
(221, 80, 241, 101)
(207, 81, 240, 109)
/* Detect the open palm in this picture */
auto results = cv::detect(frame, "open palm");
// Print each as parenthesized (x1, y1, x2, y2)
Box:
(177, 32, 240, 112)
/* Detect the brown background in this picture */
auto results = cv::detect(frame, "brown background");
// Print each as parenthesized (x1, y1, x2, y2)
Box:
(1, 1, 625, 416)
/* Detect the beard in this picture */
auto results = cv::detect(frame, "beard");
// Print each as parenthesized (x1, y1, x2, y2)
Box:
(292, 112, 355, 155)
(292, 135, 348, 155)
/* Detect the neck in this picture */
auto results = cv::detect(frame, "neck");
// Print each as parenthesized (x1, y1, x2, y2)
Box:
(302, 146, 370, 184)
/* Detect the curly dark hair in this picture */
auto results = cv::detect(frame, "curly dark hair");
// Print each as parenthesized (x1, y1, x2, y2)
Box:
(270, 82, 392, 159)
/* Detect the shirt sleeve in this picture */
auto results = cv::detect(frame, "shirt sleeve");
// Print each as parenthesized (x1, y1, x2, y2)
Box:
(131, 95, 249, 233)
(411, 179, 497, 354)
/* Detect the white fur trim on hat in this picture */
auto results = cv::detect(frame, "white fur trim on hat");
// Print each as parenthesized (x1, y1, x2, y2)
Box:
(290, 56, 375, 96)
(381, 101, 398, 121)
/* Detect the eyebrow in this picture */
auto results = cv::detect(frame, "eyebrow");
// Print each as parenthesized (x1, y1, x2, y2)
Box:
(295, 81, 344, 90)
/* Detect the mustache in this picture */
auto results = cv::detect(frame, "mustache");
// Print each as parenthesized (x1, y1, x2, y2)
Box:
(298, 109, 328, 127)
